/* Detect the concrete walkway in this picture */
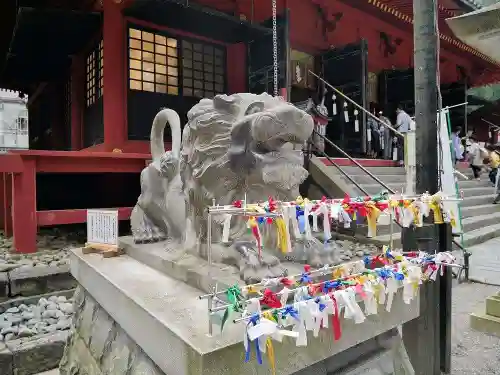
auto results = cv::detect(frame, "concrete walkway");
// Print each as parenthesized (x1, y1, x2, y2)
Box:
(467, 237, 500, 286)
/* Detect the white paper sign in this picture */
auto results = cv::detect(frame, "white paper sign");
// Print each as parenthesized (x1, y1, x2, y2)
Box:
(87, 209, 119, 245)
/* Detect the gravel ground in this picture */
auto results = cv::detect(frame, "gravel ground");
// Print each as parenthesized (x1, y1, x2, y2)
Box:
(452, 281, 500, 375)
(0, 229, 84, 271)
(0, 294, 74, 342)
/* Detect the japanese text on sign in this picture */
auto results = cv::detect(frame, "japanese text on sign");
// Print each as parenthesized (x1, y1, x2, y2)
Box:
(87, 210, 119, 246)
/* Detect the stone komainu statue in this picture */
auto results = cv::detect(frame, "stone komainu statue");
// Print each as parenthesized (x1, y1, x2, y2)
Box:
(131, 93, 341, 280)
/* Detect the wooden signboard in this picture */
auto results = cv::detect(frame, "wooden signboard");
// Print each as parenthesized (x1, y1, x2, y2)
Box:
(83, 209, 122, 257)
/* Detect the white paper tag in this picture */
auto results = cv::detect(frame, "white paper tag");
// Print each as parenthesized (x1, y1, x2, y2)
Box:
(222, 214, 232, 242)
(344, 110, 349, 123)
(367, 128, 372, 142)
(385, 277, 398, 312)
(247, 319, 278, 341)
(322, 204, 332, 241)
(393, 147, 398, 161)
(355, 119, 359, 132)
(279, 287, 290, 306)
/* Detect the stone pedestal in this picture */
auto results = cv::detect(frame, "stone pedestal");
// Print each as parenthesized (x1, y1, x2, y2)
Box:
(59, 244, 420, 375)
(470, 292, 500, 337)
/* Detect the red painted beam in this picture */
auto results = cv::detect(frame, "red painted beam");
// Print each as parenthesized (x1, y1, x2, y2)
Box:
(8, 150, 149, 173)
(0, 154, 24, 173)
(37, 207, 133, 227)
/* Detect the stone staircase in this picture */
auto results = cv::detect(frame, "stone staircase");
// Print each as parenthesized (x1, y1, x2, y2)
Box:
(309, 157, 500, 248)
(471, 293, 500, 337)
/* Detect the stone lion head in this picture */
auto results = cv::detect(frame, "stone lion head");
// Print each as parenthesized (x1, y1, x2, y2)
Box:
(181, 92, 314, 209)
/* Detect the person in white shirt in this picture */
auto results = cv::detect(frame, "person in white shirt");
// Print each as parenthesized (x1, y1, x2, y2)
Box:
(395, 104, 412, 166)
(468, 135, 484, 180)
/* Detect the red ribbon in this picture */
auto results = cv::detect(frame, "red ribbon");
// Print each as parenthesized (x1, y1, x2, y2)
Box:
(260, 289, 282, 308)
(330, 294, 342, 341)
(280, 277, 295, 287)
(233, 200, 242, 208)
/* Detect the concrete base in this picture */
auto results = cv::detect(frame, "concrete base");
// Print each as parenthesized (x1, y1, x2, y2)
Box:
(60, 248, 420, 375)
(470, 292, 500, 337)
(119, 236, 307, 295)
(470, 313, 500, 337)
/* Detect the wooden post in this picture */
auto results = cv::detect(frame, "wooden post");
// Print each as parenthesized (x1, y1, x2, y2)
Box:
(12, 160, 37, 253)
(402, 0, 443, 373)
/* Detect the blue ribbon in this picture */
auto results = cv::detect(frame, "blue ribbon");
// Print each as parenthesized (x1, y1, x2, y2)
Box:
(245, 314, 263, 365)
(363, 256, 371, 267)
(315, 297, 326, 312)
(257, 217, 265, 224)
(299, 273, 312, 284)
(281, 306, 300, 321)
(376, 269, 391, 279)
(393, 272, 405, 281)
(295, 206, 304, 218)
(322, 280, 340, 293)
(385, 248, 394, 259)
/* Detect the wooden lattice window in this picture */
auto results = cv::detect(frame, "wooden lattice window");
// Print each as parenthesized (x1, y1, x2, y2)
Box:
(98, 40, 103, 98)
(128, 28, 179, 94)
(85, 40, 103, 107)
(85, 50, 96, 107)
(181, 40, 224, 98)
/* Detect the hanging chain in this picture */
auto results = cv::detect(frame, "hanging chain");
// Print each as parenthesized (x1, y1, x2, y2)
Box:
(272, 0, 278, 97)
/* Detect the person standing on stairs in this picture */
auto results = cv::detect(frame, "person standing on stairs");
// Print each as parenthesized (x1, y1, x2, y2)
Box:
(451, 126, 463, 166)
(395, 104, 412, 166)
(468, 135, 485, 180)
(378, 110, 392, 160)
(485, 144, 500, 185)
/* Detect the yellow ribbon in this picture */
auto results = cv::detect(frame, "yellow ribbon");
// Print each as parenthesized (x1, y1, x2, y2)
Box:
(429, 197, 444, 224)
(263, 312, 277, 375)
(275, 217, 289, 254)
(364, 201, 381, 237)
(245, 285, 260, 295)
(410, 203, 421, 226)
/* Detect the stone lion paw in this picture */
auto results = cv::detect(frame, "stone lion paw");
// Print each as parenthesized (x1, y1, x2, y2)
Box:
(232, 241, 287, 284)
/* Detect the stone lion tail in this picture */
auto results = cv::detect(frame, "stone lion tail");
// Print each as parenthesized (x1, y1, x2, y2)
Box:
(150, 108, 182, 164)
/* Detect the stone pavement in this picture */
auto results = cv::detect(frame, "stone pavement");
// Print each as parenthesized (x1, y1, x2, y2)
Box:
(466, 237, 500, 286)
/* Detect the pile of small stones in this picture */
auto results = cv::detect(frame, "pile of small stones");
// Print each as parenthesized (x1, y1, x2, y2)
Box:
(0, 230, 85, 272)
(334, 239, 379, 261)
(0, 295, 74, 342)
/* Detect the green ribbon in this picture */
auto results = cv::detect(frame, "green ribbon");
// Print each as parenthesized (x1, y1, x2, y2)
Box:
(221, 285, 244, 332)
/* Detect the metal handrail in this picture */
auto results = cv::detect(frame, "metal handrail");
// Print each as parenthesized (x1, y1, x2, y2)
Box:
(313, 130, 395, 192)
(310, 131, 465, 251)
(307, 141, 371, 196)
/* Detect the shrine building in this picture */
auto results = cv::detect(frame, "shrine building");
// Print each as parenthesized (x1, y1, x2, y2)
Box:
(0, 0, 499, 253)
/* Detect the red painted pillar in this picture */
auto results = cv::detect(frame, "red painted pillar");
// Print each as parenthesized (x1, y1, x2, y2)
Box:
(71, 55, 84, 150)
(226, 43, 247, 93)
(103, 0, 127, 151)
(1, 173, 13, 237)
(12, 160, 37, 253)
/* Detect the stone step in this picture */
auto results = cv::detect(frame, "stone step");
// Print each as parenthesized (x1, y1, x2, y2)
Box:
(470, 312, 500, 337)
(460, 222, 500, 248)
(367, 210, 500, 237)
(486, 296, 500, 318)
(354, 184, 494, 197)
(372, 221, 500, 249)
(461, 204, 500, 218)
(461, 194, 497, 207)
(335, 166, 406, 176)
(462, 212, 500, 232)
